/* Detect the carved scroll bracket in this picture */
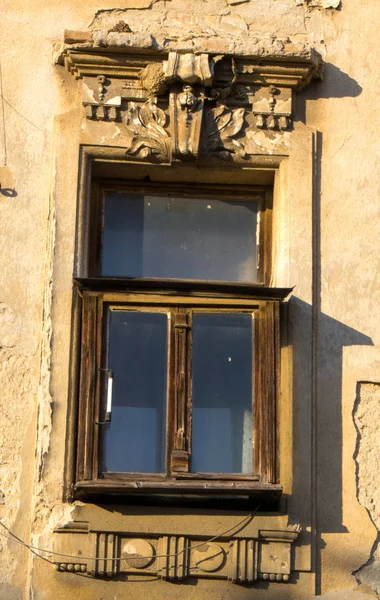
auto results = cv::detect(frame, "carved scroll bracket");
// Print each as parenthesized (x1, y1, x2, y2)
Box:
(53, 521, 301, 585)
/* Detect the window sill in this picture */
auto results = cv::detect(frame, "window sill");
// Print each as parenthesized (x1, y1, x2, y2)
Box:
(75, 277, 293, 301)
(74, 479, 282, 502)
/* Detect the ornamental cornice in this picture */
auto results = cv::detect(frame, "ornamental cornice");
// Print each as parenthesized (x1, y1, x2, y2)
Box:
(55, 31, 323, 163)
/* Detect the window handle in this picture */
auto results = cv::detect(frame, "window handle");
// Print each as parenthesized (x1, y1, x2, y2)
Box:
(105, 370, 113, 422)
(95, 369, 113, 425)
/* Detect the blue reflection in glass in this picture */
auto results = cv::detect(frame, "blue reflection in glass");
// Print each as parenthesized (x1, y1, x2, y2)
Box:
(101, 193, 258, 282)
(99, 310, 168, 473)
(191, 313, 253, 473)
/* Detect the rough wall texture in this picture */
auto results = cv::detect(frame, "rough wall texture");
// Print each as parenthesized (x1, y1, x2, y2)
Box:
(0, 0, 379, 599)
(353, 383, 380, 595)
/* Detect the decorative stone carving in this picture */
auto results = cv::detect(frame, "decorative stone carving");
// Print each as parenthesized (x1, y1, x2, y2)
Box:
(170, 85, 204, 160)
(84, 97, 122, 121)
(163, 52, 213, 86)
(193, 543, 225, 573)
(157, 535, 189, 581)
(125, 99, 171, 162)
(55, 563, 87, 573)
(57, 32, 323, 162)
(228, 539, 258, 583)
(53, 522, 300, 585)
(96, 75, 110, 102)
(252, 85, 292, 131)
(122, 538, 155, 568)
(203, 104, 247, 160)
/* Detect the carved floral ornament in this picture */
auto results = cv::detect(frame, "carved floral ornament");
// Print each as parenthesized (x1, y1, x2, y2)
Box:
(58, 43, 323, 163)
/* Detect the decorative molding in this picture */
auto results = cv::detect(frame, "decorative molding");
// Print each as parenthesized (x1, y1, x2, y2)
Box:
(124, 99, 171, 162)
(60, 50, 321, 90)
(203, 103, 247, 160)
(252, 85, 292, 131)
(54, 521, 300, 585)
(163, 52, 213, 87)
(170, 85, 204, 160)
(83, 98, 122, 121)
(56, 40, 323, 162)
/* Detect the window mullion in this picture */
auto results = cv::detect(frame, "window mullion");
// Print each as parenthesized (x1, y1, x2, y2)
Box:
(170, 308, 191, 473)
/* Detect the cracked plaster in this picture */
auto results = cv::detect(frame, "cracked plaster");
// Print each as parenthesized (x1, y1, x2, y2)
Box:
(353, 383, 380, 596)
(295, 0, 340, 7)
(65, 8, 317, 60)
(3, 0, 380, 598)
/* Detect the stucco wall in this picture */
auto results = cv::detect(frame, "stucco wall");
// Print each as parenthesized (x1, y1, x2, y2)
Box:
(0, 0, 379, 598)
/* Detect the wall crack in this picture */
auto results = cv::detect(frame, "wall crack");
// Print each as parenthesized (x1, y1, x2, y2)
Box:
(352, 382, 380, 596)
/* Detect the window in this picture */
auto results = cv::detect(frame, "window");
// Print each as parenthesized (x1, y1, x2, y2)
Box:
(74, 183, 289, 500)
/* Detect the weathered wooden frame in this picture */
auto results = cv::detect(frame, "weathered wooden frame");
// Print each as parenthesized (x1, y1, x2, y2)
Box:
(64, 147, 291, 503)
(88, 182, 272, 285)
(74, 282, 288, 500)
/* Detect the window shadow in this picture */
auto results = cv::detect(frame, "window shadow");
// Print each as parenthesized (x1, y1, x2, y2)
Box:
(290, 296, 373, 533)
(288, 129, 372, 594)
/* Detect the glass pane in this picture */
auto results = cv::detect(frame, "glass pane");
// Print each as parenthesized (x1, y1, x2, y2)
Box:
(99, 310, 168, 473)
(191, 313, 253, 474)
(101, 193, 258, 283)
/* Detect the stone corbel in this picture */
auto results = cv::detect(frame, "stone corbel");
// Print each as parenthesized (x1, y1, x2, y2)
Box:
(53, 521, 301, 585)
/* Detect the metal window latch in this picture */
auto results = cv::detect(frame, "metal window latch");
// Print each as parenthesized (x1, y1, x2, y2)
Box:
(95, 368, 113, 425)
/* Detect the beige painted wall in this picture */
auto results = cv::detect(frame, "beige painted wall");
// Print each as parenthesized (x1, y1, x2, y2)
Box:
(0, 0, 379, 598)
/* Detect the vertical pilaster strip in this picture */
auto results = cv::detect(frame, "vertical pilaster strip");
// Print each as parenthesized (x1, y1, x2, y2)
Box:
(228, 539, 258, 584)
(157, 536, 188, 581)
(157, 535, 169, 579)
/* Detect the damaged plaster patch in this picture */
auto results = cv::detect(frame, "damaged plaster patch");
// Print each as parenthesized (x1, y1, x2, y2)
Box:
(353, 382, 380, 595)
(245, 129, 291, 154)
(89, 5, 167, 30)
(107, 0, 160, 8)
(31, 180, 56, 535)
(0, 304, 33, 355)
(295, 0, 341, 8)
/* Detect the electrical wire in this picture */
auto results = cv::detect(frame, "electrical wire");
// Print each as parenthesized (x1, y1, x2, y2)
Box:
(0, 508, 259, 564)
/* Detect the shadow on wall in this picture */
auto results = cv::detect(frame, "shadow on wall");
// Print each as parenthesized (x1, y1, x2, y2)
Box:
(289, 127, 372, 595)
(0, 187, 17, 197)
(295, 63, 362, 123)
(290, 296, 373, 536)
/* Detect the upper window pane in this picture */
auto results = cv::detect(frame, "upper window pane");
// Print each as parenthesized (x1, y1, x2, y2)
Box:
(101, 192, 259, 283)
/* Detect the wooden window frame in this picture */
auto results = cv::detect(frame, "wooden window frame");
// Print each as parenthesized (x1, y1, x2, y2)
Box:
(73, 182, 290, 502)
(88, 182, 273, 286)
